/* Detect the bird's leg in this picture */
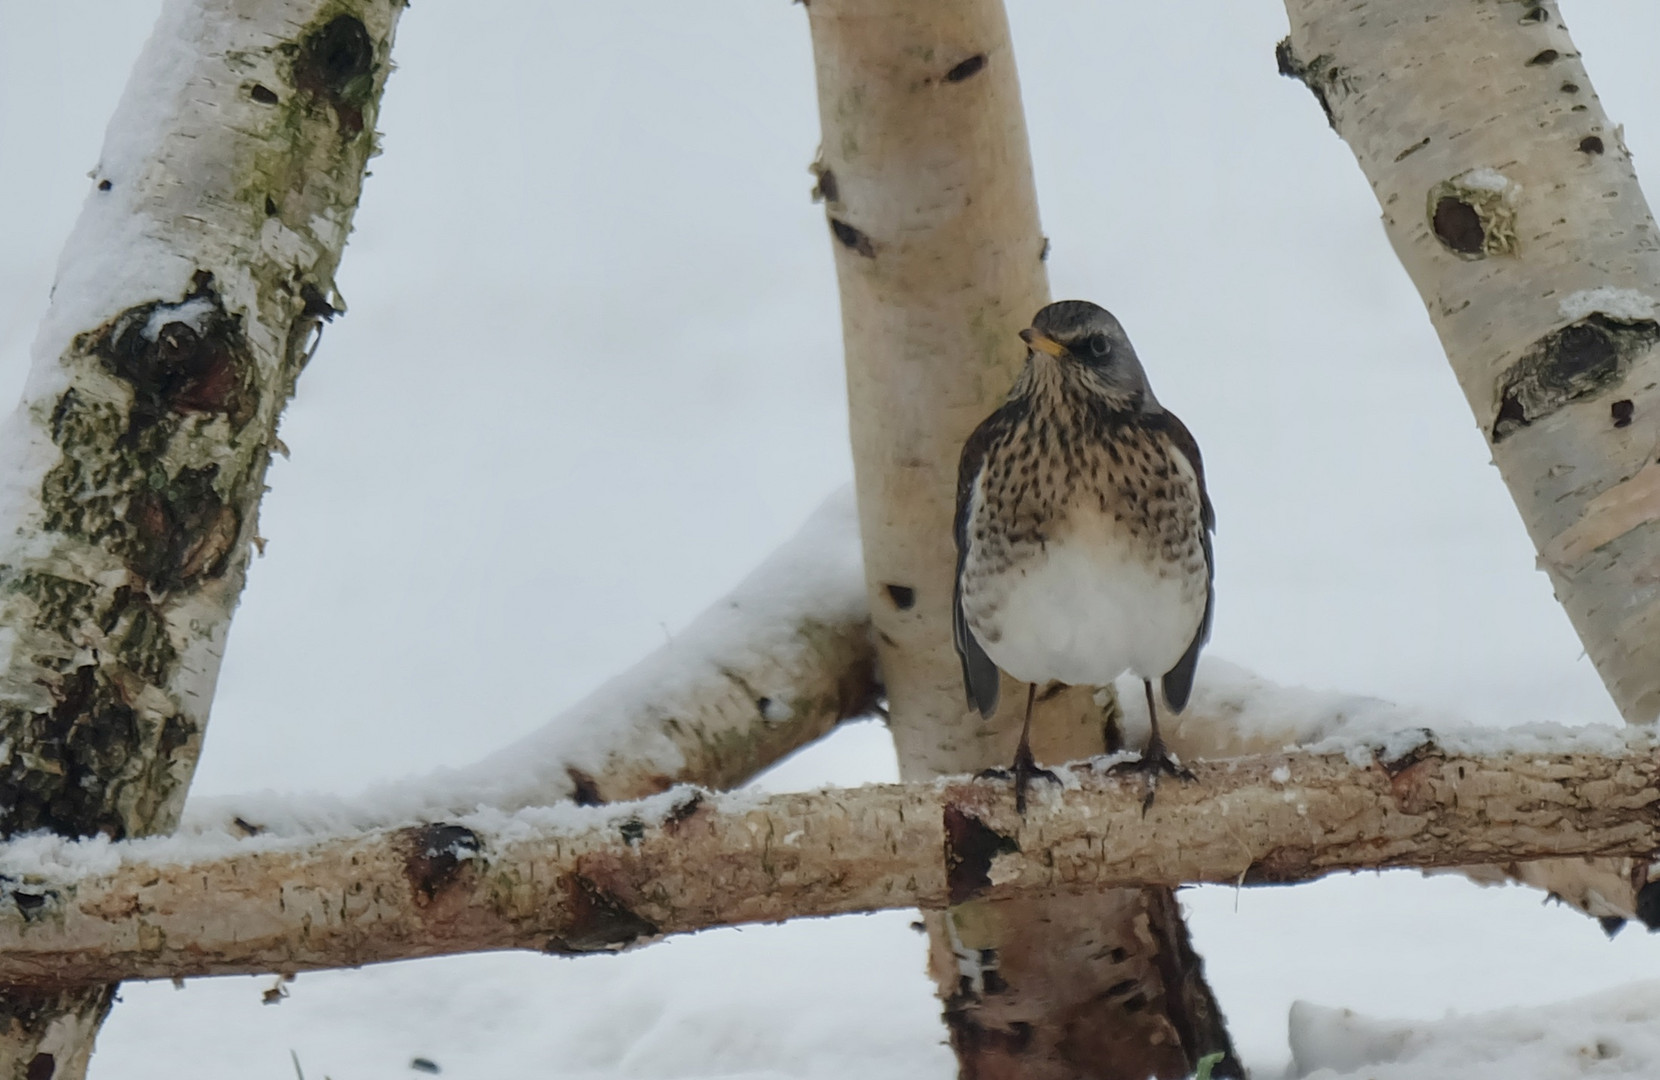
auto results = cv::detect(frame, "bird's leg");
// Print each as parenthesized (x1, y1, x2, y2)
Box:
(1107, 680, 1193, 811)
(1143, 679, 1174, 772)
(1011, 682, 1058, 814)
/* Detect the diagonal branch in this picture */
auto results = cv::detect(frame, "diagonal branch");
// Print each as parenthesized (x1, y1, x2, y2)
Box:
(180, 489, 877, 837)
(1, 726, 1652, 988)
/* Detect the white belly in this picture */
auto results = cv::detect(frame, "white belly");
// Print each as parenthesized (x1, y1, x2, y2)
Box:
(969, 537, 1204, 688)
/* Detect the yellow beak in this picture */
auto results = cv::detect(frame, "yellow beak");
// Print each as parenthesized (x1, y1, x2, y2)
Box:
(1019, 327, 1067, 358)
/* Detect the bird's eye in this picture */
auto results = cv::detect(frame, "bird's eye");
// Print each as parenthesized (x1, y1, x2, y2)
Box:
(1087, 332, 1112, 359)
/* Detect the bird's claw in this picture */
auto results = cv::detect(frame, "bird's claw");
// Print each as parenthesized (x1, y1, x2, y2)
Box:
(1107, 737, 1194, 812)
(1011, 743, 1060, 815)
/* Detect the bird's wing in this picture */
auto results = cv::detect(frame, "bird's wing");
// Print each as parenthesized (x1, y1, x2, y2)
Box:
(1156, 409, 1214, 713)
(953, 409, 1008, 718)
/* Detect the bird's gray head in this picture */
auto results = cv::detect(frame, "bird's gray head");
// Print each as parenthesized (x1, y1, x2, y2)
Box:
(1020, 300, 1159, 413)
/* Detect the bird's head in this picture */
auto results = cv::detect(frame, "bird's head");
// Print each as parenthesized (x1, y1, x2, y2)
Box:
(1019, 300, 1159, 413)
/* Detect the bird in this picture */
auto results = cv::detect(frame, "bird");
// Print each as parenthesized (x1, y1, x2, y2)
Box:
(952, 300, 1214, 810)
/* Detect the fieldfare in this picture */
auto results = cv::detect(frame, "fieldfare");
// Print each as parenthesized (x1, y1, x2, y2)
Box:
(953, 300, 1215, 809)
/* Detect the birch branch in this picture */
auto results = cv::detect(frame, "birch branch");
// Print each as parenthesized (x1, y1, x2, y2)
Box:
(0, 726, 1653, 988)
(0, 2, 405, 1074)
(1279, 0, 1660, 724)
(180, 489, 877, 837)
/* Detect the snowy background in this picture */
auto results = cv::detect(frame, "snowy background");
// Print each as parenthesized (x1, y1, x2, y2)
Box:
(4, 1, 1660, 1077)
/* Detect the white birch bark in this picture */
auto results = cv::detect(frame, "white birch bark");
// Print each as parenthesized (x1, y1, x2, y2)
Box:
(0, 2, 404, 1076)
(0, 726, 1652, 986)
(180, 490, 877, 835)
(1278, 0, 1660, 933)
(803, 2, 1239, 1075)
(1279, 0, 1660, 724)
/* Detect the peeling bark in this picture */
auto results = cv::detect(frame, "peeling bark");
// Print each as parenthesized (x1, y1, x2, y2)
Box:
(1279, 0, 1660, 725)
(0, 1, 404, 1075)
(0, 730, 1655, 986)
(803, 2, 1238, 1075)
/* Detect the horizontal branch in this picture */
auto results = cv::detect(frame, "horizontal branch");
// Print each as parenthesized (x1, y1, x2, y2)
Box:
(1, 726, 1655, 987)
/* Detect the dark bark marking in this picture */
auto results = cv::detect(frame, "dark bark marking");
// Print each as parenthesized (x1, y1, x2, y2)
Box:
(1492, 314, 1660, 441)
(1580, 135, 1604, 155)
(1241, 846, 1319, 885)
(97, 180, 112, 192)
(1432, 197, 1486, 256)
(1145, 887, 1246, 1078)
(884, 584, 916, 610)
(566, 767, 603, 806)
(810, 164, 838, 205)
(299, 282, 340, 322)
(547, 875, 660, 953)
(1527, 49, 1560, 66)
(944, 54, 987, 83)
(1600, 915, 1627, 938)
(1275, 38, 1346, 129)
(1380, 732, 1438, 777)
(663, 790, 704, 829)
(1635, 879, 1660, 930)
(401, 823, 482, 902)
(1612, 399, 1635, 428)
(1, 662, 145, 839)
(6, 887, 51, 921)
(248, 83, 280, 105)
(829, 218, 876, 258)
(123, 465, 241, 591)
(292, 15, 376, 139)
(1520, 6, 1548, 23)
(1393, 137, 1431, 162)
(943, 1008, 1034, 1065)
(25, 1054, 54, 1080)
(86, 273, 258, 435)
(944, 803, 1018, 905)
(1561, 82, 1581, 95)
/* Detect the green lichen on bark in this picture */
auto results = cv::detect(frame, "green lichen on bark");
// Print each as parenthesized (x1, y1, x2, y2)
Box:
(0, 2, 404, 846)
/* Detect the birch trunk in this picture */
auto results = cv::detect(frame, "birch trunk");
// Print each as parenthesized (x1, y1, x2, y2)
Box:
(0, 2, 404, 1075)
(1278, 0, 1660, 931)
(1278, 1, 1660, 720)
(2, 727, 1654, 985)
(802, 3, 1239, 1076)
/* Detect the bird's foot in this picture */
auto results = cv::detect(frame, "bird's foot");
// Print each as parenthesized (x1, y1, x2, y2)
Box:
(1010, 742, 1060, 815)
(1108, 736, 1194, 812)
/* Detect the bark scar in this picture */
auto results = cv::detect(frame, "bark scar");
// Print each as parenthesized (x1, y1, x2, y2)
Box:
(945, 803, 1019, 904)
(1492, 314, 1660, 441)
(400, 823, 482, 902)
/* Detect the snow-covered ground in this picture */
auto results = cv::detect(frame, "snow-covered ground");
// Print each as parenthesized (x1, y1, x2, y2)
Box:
(4, 1, 1660, 1076)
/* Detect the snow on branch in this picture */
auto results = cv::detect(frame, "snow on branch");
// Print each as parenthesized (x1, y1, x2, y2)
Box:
(180, 489, 876, 837)
(1, 725, 1654, 987)
(0, 0, 408, 1067)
